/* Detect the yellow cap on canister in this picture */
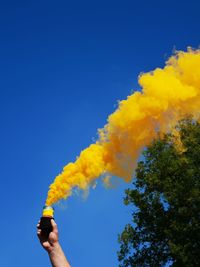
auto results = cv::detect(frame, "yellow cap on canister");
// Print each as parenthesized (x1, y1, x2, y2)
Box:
(42, 206, 54, 217)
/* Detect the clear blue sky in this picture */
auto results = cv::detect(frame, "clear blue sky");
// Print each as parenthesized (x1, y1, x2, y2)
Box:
(0, 0, 199, 266)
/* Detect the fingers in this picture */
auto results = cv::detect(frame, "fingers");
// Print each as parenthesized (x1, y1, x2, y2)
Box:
(37, 220, 41, 229)
(37, 220, 41, 235)
(37, 229, 42, 236)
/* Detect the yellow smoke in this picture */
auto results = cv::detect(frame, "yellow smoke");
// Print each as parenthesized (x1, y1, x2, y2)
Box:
(46, 48, 200, 206)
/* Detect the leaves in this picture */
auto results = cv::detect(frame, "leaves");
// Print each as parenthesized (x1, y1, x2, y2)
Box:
(118, 118, 200, 267)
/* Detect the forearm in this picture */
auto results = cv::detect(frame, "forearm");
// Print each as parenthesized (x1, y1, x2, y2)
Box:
(48, 242, 71, 267)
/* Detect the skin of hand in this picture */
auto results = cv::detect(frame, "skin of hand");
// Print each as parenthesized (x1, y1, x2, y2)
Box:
(37, 219, 59, 253)
(37, 219, 71, 267)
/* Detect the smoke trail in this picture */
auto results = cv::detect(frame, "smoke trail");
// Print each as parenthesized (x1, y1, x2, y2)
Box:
(46, 48, 200, 206)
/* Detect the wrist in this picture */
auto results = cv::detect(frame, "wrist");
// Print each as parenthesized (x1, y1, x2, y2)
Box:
(47, 241, 61, 255)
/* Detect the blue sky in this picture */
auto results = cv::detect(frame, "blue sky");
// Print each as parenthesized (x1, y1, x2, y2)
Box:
(0, 0, 199, 266)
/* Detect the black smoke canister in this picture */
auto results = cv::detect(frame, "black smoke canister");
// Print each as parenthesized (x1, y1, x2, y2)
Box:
(39, 206, 54, 238)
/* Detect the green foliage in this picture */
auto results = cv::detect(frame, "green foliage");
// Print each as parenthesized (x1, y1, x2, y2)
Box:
(118, 118, 200, 267)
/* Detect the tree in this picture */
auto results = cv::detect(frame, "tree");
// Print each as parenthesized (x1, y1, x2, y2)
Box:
(118, 118, 200, 267)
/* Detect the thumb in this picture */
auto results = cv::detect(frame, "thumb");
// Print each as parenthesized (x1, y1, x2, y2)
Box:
(51, 219, 58, 233)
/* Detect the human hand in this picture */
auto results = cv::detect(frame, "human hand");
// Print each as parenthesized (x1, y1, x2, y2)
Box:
(37, 219, 59, 254)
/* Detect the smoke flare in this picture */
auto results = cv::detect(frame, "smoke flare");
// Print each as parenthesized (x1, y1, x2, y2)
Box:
(46, 48, 200, 206)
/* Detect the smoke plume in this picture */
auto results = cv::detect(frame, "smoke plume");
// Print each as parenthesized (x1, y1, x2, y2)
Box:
(46, 48, 200, 206)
